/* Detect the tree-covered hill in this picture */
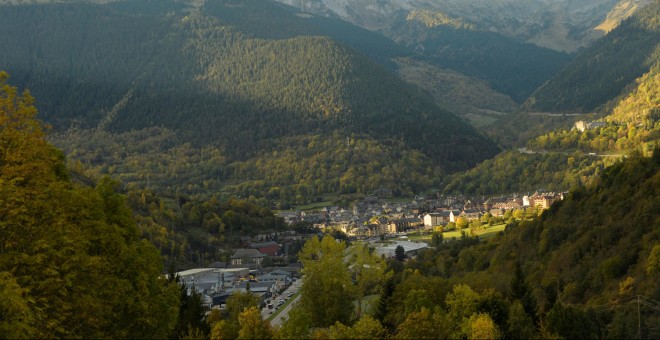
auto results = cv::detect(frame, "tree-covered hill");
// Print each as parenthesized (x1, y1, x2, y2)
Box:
(526, 61, 659, 156)
(388, 11, 573, 102)
(0, 0, 499, 200)
(384, 151, 660, 339)
(525, 1, 660, 113)
(485, 2, 659, 149)
(445, 55, 659, 196)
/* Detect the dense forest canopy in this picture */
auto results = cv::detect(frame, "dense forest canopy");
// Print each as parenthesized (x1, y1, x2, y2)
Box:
(444, 55, 659, 196)
(0, 72, 180, 338)
(525, 1, 660, 113)
(0, 0, 499, 201)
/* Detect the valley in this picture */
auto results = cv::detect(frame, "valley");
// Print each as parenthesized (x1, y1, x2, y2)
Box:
(0, 0, 658, 339)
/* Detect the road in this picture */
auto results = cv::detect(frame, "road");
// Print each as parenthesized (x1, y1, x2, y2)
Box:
(260, 279, 303, 327)
(269, 293, 301, 327)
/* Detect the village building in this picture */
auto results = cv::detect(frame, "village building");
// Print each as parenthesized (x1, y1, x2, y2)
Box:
(248, 241, 281, 256)
(374, 240, 429, 258)
(230, 249, 266, 266)
(575, 120, 606, 132)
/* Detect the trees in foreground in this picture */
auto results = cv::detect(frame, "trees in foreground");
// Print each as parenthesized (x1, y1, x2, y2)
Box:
(0, 73, 180, 338)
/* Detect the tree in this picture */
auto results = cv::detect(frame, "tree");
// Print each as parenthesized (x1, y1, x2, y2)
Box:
(506, 301, 536, 339)
(237, 306, 272, 339)
(298, 236, 354, 327)
(545, 302, 598, 339)
(0, 271, 35, 338)
(212, 291, 260, 339)
(169, 267, 210, 339)
(394, 307, 451, 339)
(348, 243, 392, 318)
(0, 74, 180, 338)
(277, 305, 313, 339)
(647, 244, 660, 274)
(322, 315, 388, 339)
(467, 313, 501, 339)
(395, 245, 406, 262)
(512, 209, 525, 220)
(456, 217, 469, 229)
(431, 232, 444, 248)
(445, 284, 480, 322)
(509, 263, 537, 322)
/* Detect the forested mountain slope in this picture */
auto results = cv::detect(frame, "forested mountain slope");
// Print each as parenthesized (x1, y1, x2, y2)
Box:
(394, 151, 660, 339)
(525, 1, 660, 113)
(484, 1, 659, 148)
(445, 56, 659, 196)
(0, 72, 180, 339)
(389, 15, 572, 102)
(0, 0, 499, 200)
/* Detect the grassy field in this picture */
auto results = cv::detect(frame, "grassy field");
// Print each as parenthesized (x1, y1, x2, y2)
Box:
(406, 223, 506, 242)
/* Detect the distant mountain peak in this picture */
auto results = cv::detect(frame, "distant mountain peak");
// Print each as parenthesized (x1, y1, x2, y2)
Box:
(275, 0, 648, 52)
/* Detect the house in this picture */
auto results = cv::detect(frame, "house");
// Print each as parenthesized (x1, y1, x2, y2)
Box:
(575, 120, 606, 132)
(249, 241, 281, 256)
(493, 199, 523, 210)
(449, 210, 462, 223)
(423, 211, 452, 229)
(347, 226, 370, 239)
(529, 192, 563, 209)
(230, 249, 266, 266)
(407, 217, 424, 229)
(459, 209, 482, 221)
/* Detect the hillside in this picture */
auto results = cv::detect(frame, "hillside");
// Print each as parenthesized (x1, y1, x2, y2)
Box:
(526, 62, 659, 156)
(0, 71, 180, 339)
(445, 53, 659, 196)
(0, 0, 499, 201)
(396, 23, 571, 102)
(385, 151, 660, 339)
(394, 58, 519, 128)
(525, 1, 660, 113)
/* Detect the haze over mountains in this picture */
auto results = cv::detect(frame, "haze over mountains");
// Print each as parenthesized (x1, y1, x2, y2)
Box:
(275, 0, 651, 52)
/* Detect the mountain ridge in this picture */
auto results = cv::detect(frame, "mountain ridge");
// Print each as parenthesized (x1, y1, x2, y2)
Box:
(275, 0, 649, 53)
(0, 0, 499, 201)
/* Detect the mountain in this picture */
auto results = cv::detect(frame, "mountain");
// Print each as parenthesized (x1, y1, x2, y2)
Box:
(390, 21, 572, 102)
(445, 48, 659, 196)
(275, 0, 649, 53)
(394, 57, 519, 128)
(525, 1, 660, 113)
(0, 0, 499, 201)
(276, 0, 574, 103)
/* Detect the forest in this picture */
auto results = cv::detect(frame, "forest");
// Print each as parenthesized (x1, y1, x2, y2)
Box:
(2, 73, 658, 337)
(409, 25, 572, 103)
(0, 72, 181, 338)
(525, 1, 660, 113)
(1, 0, 659, 338)
(447, 44, 659, 196)
(182, 149, 660, 339)
(0, 0, 499, 202)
